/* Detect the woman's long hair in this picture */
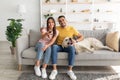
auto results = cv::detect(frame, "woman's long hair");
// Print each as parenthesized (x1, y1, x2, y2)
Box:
(47, 17, 56, 38)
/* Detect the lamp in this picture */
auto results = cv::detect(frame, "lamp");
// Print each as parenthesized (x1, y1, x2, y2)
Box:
(18, 4, 26, 16)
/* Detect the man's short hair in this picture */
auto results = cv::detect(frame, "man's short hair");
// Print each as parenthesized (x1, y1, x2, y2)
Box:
(58, 15, 65, 19)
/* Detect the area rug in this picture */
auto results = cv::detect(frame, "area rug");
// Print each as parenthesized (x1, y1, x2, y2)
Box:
(18, 72, 120, 80)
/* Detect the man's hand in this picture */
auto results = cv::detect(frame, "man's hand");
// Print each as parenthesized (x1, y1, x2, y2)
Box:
(72, 39, 77, 44)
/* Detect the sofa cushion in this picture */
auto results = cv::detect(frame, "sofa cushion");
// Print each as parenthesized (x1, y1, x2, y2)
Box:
(75, 50, 120, 60)
(22, 47, 68, 59)
(29, 30, 41, 47)
(106, 31, 119, 52)
(22, 47, 36, 59)
(57, 50, 120, 60)
(78, 29, 110, 45)
(22, 47, 120, 60)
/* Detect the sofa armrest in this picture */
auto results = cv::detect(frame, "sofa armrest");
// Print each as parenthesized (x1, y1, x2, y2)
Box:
(16, 35, 29, 65)
(119, 38, 120, 52)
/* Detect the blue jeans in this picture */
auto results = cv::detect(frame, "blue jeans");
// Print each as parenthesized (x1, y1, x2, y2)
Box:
(35, 42, 51, 64)
(51, 44, 75, 66)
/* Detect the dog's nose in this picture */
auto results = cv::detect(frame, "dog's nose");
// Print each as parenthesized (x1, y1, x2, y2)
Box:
(69, 38, 72, 40)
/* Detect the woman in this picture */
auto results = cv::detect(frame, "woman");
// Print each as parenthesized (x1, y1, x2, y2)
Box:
(34, 17, 59, 79)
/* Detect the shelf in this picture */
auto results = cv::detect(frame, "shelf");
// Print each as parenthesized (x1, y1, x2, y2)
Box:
(93, 27, 107, 30)
(40, 0, 119, 30)
(68, 21, 91, 24)
(93, 11, 114, 14)
(68, 12, 91, 14)
(68, 2, 92, 4)
(43, 2, 66, 5)
(93, 1, 120, 4)
(43, 11, 114, 15)
(43, 12, 66, 14)
(93, 21, 113, 24)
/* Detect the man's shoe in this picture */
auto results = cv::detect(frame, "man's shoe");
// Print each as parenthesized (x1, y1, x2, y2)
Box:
(49, 70, 58, 80)
(41, 68, 47, 78)
(34, 66, 41, 76)
(67, 70, 77, 80)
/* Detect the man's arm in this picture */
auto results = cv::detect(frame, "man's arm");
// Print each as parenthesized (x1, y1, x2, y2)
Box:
(72, 27, 84, 42)
(76, 33, 84, 42)
(72, 33, 84, 43)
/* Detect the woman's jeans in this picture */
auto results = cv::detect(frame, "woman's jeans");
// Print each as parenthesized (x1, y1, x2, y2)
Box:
(35, 42, 51, 64)
(51, 44, 75, 66)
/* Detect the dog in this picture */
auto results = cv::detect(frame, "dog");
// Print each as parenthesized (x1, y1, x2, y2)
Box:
(62, 37, 113, 54)
(62, 37, 73, 48)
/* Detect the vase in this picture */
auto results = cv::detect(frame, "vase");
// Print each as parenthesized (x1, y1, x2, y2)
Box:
(10, 46, 16, 55)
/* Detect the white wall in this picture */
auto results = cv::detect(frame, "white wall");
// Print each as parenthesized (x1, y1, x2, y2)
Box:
(0, 0, 120, 41)
(0, 0, 40, 41)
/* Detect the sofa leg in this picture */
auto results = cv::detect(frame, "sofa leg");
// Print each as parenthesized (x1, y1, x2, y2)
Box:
(18, 64, 22, 71)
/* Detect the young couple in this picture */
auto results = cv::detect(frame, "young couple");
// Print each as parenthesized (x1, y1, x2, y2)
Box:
(34, 15, 84, 80)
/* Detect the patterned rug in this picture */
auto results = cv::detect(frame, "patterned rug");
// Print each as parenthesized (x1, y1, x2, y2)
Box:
(18, 72, 120, 80)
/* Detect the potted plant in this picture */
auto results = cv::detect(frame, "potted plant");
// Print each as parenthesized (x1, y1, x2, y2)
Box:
(57, 0, 60, 2)
(45, 0, 50, 3)
(6, 18, 24, 55)
(44, 13, 53, 19)
(71, 0, 78, 2)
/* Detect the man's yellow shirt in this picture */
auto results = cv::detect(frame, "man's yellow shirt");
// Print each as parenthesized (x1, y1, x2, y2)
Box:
(56, 26, 79, 45)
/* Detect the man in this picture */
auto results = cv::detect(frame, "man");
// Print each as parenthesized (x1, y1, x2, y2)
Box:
(49, 15, 84, 80)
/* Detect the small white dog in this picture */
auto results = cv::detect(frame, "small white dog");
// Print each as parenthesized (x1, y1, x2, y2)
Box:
(62, 37, 113, 54)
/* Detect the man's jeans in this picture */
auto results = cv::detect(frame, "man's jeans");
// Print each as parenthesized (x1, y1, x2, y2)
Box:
(35, 42, 51, 64)
(51, 44, 75, 66)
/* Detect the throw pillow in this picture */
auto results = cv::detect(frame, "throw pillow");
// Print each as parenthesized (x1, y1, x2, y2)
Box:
(106, 31, 119, 52)
(29, 30, 41, 47)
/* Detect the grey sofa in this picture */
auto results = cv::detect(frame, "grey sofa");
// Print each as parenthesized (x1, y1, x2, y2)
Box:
(16, 28, 120, 71)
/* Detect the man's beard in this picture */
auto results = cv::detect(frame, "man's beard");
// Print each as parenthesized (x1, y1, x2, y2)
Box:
(61, 23, 66, 27)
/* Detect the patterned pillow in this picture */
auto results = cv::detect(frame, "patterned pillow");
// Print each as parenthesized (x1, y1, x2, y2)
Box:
(78, 29, 110, 45)
(106, 31, 119, 52)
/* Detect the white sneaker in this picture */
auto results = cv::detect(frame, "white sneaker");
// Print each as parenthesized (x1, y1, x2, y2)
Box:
(67, 70, 77, 80)
(41, 68, 47, 78)
(34, 66, 41, 76)
(49, 70, 58, 80)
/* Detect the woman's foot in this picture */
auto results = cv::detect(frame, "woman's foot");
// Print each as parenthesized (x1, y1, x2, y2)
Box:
(41, 68, 47, 78)
(34, 66, 41, 76)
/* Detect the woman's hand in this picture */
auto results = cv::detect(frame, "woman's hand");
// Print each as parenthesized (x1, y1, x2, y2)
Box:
(42, 45, 48, 51)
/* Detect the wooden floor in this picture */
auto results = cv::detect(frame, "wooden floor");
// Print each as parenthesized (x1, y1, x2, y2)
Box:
(0, 41, 21, 80)
(0, 41, 120, 80)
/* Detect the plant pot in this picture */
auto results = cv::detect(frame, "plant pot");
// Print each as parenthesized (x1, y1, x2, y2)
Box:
(10, 46, 16, 55)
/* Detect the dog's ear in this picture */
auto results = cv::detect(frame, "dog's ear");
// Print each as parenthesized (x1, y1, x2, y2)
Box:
(62, 42, 65, 48)
(62, 41, 65, 48)
(62, 45, 64, 48)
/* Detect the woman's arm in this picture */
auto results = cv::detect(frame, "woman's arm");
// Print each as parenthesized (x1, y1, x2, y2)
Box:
(40, 27, 48, 38)
(42, 30, 59, 51)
